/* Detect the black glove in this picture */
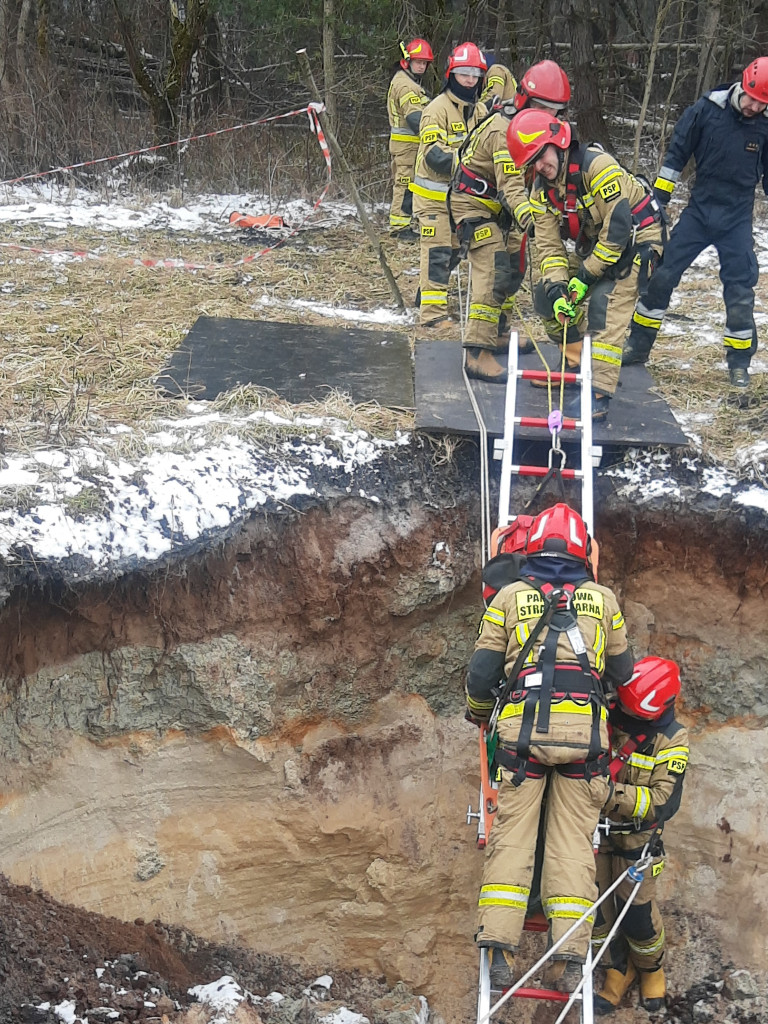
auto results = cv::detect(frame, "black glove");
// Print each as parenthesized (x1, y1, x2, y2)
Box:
(545, 281, 569, 305)
(652, 185, 671, 208)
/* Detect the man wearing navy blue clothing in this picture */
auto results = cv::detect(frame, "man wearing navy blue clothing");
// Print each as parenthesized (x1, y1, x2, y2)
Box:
(623, 57, 768, 387)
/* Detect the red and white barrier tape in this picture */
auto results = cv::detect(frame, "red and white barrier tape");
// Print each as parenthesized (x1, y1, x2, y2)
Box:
(0, 102, 332, 270)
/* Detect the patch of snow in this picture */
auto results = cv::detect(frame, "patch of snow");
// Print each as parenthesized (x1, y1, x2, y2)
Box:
(189, 975, 246, 1022)
(735, 487, 768, 512)
(319, 1010, 370, 1024)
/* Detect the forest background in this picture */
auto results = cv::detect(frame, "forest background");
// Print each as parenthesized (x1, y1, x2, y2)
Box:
(3, 0, 768, 207)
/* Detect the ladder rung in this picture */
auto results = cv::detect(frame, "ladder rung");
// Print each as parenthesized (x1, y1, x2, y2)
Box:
(511, 465, 582, 479)
(513, 987, 571, 1004)
(519, 369, 580, 382)
(516, 416, 578, 430)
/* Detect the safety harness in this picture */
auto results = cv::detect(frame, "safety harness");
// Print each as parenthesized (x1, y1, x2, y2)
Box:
(490, 578, 609, 786)
(544, 143, 665, 260)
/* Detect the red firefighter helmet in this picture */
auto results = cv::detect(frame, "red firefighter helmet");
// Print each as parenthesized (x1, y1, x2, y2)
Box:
(446, 42, 488, 78)
(617, 657, 681, 719)
(506, 109, 571, 168)
(400, 38, 434, 70)
(513, 60, 571, 111)
(524, 503, 589, 562)
(742, 57, 768, 103)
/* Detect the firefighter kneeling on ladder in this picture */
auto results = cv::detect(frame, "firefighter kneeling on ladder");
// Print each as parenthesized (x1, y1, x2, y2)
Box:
(592, 656, 689, 1014)
(465, 502, 633, 993)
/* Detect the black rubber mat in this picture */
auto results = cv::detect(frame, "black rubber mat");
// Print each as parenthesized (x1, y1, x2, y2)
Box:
(414, 339, 688, 446)
(157, 316, 414, 408)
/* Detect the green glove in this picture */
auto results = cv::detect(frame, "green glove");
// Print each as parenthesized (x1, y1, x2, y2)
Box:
(568, 276, 589, 305)
(553, 296, 577, 325)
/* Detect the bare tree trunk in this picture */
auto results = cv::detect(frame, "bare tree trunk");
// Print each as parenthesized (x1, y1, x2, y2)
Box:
(322, 0, 337, 134)
(112, 0, 211, 144)
(659, 4, 688, 159)
(632, 0, 672, 173)
(15, 0, 32, 54)
(695, 0, 721, 95)
(568, 0, 610, 146)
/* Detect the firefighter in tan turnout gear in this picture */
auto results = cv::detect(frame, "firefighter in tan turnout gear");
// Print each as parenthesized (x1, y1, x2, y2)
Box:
(449, 60, 573, 382)
(480, 61, 517, 105)
(410, 43, 487, 327)
(593, 657, 689, 1014)
(506, 109, 665, 422)
(387, 39, 433, 238)
(449, 104, 530, 380)
(465, 503, 633, 994)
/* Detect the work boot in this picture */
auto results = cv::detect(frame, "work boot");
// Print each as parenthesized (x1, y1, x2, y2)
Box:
(594, 963, 638, 1015)
(622, 338, 652, 365)
(564, 389, 611, 422)
(639, 967, 666, 1011)
(543, 957, 585, 994)
(729, 366, 750, 388)
(496, 314, 533, 354)
(488, 946, 515, 989)
(419, 313, 459, 340)
(392, 226, 419, 241)
(465, 347, 506, 383)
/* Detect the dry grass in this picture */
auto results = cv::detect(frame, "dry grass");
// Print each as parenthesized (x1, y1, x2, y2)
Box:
(0, 217, 418, 454)
(0, 205, 766, 476)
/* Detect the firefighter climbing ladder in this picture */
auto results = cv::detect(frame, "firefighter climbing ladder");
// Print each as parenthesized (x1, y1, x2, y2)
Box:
(462, 332, 652, 1023)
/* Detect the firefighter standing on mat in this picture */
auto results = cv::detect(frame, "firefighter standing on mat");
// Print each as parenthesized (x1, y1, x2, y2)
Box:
(465, 503, 634, 994)
(505, 110, 664, 422)
(592, 657, 689, 1014)
(623, 56, 768, 388)
(387, 39, 434, 239)
(410, 43, 487, 329)
(448, 60, 573, 382)
(448, 101, 531, 381)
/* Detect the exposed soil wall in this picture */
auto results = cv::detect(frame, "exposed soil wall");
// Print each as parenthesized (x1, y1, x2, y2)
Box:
(0, 446, 766, 1021)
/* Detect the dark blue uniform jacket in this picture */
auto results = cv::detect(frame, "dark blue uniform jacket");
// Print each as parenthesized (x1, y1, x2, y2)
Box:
(659, 84, 768, 218)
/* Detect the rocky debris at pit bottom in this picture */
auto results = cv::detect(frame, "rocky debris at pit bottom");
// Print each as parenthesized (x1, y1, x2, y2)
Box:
(0, 876, 424, 1024)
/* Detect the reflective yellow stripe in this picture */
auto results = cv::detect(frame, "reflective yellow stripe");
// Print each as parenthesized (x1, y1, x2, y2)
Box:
(590, 165, 622, 194)
(632, 785, 652, 818)
(390, 131, 420, 143)
(593, 242, 621, 264)
(653, 176, 675, 194)
(592, 624, 606, 674)
(500, 700, 607, 721)
(544, 896, 595, 924)
(479, 883, 530, 909)
(514, 622, 530, 647)
(483, 606, 505, 627)
(409, 182, 448, 202)
(399, 91, 424, 107)
(467, 695, 495, 714)
(541, 256, 569, 274)
(627, 752, 655, 771)
(628, 928, 665, 956)
(593, 341, 622, 366)
(724, 335, 753, 350)
(469, 304, 501, 323)
(389, 215, 411, 228)
(611, 611, 625, 630)
(420, 290, 448, 306)
(632, 311, 662, 329)
(656, 747, 689, 765)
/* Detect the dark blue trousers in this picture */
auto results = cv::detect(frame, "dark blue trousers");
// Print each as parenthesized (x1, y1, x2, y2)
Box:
(629, 199, 758, 367)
